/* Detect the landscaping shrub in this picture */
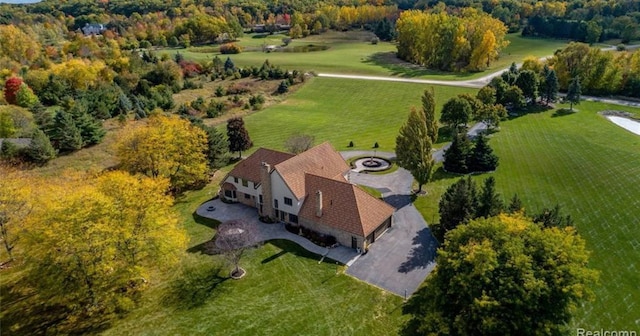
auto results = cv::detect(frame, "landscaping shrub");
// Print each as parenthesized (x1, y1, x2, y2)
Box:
(285, 224, 337, 247)
(220, 43, 242, 54)
(226, 83, 251, 95)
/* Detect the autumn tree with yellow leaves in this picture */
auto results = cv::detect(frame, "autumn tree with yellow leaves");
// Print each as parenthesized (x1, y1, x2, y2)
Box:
(396, 9, 508, 72)
(115, 115, 209, 192)
(17, 170, 187, 333)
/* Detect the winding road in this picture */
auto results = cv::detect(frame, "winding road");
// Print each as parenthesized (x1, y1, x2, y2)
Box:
(318, 46, 640, 108)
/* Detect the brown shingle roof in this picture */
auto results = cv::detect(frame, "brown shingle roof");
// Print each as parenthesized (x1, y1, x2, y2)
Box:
(228, 148, 294, 184)
(298, 173, 395, 237)
(274, 142, 349, 199)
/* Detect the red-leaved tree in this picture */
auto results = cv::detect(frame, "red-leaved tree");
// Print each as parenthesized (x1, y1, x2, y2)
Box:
(3, 77, 23, 105)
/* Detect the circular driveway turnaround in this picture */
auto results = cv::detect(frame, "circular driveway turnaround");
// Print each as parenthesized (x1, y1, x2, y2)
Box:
(342, 151, 439, 297)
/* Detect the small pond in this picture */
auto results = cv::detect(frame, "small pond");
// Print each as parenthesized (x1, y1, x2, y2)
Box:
(606, 116, 640, 136)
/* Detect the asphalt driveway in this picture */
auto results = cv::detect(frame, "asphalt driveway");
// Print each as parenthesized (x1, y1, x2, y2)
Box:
(344, 158, 439, 296)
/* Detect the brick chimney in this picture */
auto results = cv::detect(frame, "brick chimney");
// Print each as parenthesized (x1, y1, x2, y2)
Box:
(316, 190, 323, 217)
(260, 162, 273, 219)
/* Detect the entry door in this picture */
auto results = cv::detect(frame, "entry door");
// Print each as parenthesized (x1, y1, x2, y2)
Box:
(280, 211, 286, 221)
(351, 237, 357, 249)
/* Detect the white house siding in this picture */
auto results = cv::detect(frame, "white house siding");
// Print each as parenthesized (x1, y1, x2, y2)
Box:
(270, 171, 302, 215)
(223, 176, 262, 206)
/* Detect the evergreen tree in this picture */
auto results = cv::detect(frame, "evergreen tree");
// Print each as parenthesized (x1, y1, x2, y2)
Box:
(277, 80, 289, 94)
(421, 88, 438, 144)
(199, 124, 229, 169)
(224, 57, 235, 72)
(566, 76, 581, 111)
(226, 117, 252, 158)
(48, 110, 83, 152)
(374, 18, 395, 41)
(443, 132, 472, 173)
(116, 92, 133, 116)
(533, 204, 574, 228)
(435, 176, 478, 242)
(468, 134, 499, 172)
(69, 102, 106, 146)
(396, 107, 434, 193)
(25, 129, 56, 164)
(544, 69, 559, 104)
(476, 176, 504, 218)
(507, 193, 524, 213)
(501, 62, 519, 85)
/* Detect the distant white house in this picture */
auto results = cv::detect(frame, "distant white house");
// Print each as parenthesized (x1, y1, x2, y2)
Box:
(82, 23, 106, 36)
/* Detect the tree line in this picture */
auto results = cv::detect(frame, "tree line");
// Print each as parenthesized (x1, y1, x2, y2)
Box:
(400, 176, 598, 335)
(396, 8, 508, 72)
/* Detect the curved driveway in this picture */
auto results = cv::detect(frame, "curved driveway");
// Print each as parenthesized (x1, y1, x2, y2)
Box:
(342, 151, 439, 296)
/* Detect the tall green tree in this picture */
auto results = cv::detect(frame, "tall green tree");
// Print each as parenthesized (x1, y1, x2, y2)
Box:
(434, 176, 477, 242)
(515, 69, 538, 104)
(566, 76, 581, 111)
(421, 88, 438, 144)
(476, 176, 504, 218)
(396, 107, 434, 193)
(443, 132, 472, 174)
(468, 134, 499, 172)
(199, 124, 229, 169)
(440, 97, 471, 131)
(226, 117, 252, 158)
(48, 110, 83, 152)
(402, 214, 599, 336)
(540, 65, 559, 104)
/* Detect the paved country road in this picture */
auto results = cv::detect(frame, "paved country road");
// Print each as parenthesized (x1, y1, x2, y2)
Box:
(318, 73, 640, 108)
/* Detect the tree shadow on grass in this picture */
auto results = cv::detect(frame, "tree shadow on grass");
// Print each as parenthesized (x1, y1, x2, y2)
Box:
(398, 227, 438, 274)
(363, 52, 478, 79)
(163, 263, 229, 310)
(261, 250, 288, 264)
(431, 166, 461, 182)
(0, 281, 112, 335)
(552, 108, 576, 118)
(268, 239, 341, 265)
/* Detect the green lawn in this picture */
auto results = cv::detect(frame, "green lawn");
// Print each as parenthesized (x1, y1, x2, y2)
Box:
(102, 183, 405, 336)
(239, 77, 475, 151)
(165, 31, 568, 80)
(415, 102, 640, 330)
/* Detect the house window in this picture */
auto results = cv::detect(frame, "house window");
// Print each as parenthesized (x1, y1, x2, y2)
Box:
(242, 179, 249, 187)
(284, 197, 292, 206)
(259, 195, 263, 204)
(234, 177, 238, 183)
(274, 199, 279, 209)
(224, 190, 232, 198)
(289, 214, 298, 224)
(244, 193, 250, 199)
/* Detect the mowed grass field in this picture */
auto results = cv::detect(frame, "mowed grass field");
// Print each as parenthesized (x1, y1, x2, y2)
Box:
(415, 103, 640, 330)
(165, 31, 569, 80)
(240, 77, 475, 151)
(102, 181, 405, 336)
(232, 78, 639, 329)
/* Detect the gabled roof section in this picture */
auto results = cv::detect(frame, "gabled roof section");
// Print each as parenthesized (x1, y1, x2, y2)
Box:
(274, 142, 349, 199)
(227, 148, 294, 184)
(298, 174, 395, 237)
